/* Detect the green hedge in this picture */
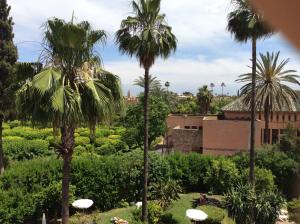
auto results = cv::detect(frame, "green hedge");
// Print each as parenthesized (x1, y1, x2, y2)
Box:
(0, 151, 170, 223)
(3, 139, 52, 161)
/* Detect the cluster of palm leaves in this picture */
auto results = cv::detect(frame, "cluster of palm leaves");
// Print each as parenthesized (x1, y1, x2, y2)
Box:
(237, 51, 300, 143)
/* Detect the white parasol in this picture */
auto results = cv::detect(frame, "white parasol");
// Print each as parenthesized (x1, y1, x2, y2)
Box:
(135, 201, 142, 209)
(72, 199, 94, 209)
(186, 209, 208, 222)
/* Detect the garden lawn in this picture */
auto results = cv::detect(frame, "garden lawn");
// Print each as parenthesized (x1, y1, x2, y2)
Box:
(166, 193, 235, 224)
(69, 193, 235, 224)
(70, 207, 135, 224)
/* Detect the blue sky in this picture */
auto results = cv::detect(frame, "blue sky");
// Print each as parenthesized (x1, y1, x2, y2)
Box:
(9, 0, 300, 95)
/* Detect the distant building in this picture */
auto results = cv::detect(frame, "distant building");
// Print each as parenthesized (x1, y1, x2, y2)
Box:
(166, 95, 300, 155)
(124, 90, 138, 105)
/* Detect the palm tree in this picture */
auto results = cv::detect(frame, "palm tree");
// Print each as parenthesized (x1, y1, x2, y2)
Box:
(221, 82, 226, 97)
(116, 0, 177, 221)
(134, 74, 162, 91)
(210, 83, 215, 94)
(227, 0, 272, 185)
(238, 51, 300, 144)
(196, 85, 213, 114)
(165, 81, 170, 91)
(17, 18, 122, 224)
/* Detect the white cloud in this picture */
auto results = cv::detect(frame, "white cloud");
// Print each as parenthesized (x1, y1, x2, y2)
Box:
(7, 0, 300, 94)
(105, 54, 251, 95)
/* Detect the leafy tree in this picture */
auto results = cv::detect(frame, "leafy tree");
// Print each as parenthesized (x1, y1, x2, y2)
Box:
(196, 85, 213, 114)
(123, 96, 169, 149)
(116, 0, 177, 220)
(17, 18, 121, 223)
(0, 0, 18, 174)
(176, 98, 198, 114)
(227, 0, 273, 185)
(278, 124, 300, 159)
(238, 51, 299, 144)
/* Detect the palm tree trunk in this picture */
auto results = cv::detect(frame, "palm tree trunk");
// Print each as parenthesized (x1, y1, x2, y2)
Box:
(249, 35, 257, 186)
(0, 114, 4, 174)
(142, 66, 150, 223)
(89, 123, 96, 145)
(264, 101, 270, 144)
(61, 125, 75, 224)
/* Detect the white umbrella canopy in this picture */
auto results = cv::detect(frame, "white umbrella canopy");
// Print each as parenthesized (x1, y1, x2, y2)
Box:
(186, 209, 208, 221)
(72, 199, 94, 209)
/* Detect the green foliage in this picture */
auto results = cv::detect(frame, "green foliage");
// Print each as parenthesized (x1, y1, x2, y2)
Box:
(149, 179, 181, 209)
(225, 184, 284, 224)
(287, 198, 300, 222)
(204, 158, 240, 194)
(196, 85, 213, 114)
(3, 139, 52, 161)
(241, 168, 275, 192)
(34, 181, 76, 219)
(278, 124, 300, 158)
(232, 149, 299, 197)
(200, 205, 226, 224)
(166, 152, 213, 192)
(3, 126, 52, 140)
(132, 202, 163, 224)
(0, 0, 18, 114)
(176, 98, 198, 114)
(123, 96, 170, 148)
(75, 136, 90, 146)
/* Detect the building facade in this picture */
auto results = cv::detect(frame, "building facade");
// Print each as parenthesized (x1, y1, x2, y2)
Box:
(166, 97, 300, 155)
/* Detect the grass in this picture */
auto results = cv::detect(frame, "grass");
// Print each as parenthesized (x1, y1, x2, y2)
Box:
(69, 193, 235, 224)
(69, 207, 135, 224)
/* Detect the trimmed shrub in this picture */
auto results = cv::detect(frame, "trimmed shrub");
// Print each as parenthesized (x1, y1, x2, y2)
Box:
(3, 139, 52, 161)
(3, 127, 52, 140)
(74, 136, 90, 146)
(200, 205, 226, 224)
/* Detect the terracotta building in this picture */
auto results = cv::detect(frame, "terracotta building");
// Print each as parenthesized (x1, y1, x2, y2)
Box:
(166, 96, 300, 155)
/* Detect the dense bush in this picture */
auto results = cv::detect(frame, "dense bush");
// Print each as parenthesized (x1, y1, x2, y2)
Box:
(200, 205, 226, 224)
(166, 152, 213, 192)
(204, 157, 240, 194)
(132, 201, 163, 224)
(225, 184, 284, 224)
(3, 139, 52, 161)
(0, 151, 170, 223)
(232, 150, 299, 197)
(241, 168, 275, 192)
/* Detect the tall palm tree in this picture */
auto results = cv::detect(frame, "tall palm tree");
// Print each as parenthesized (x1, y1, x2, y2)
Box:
(196, 85, 213, 114)
(221, 82, 226, 97)
(165, 81, 170, 91)
(227, 0, 272, 185)
(134, 74, 162, 91)
(238, 51, 300, 144)
(17, 18, 122, 224)
(116, 0, 177, 221)
(210, 83, 215, 94)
